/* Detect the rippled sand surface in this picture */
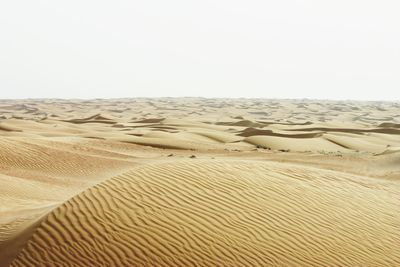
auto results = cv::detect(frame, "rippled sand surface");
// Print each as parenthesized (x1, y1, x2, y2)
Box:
(1, 98, 399, 266)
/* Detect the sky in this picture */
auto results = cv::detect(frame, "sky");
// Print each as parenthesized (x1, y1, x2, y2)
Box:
(0, 0, 399, 100)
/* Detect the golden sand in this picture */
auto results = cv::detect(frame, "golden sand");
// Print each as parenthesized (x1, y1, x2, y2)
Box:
(0, 98, 399, 266)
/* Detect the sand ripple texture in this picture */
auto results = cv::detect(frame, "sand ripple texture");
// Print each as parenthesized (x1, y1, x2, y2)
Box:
(10, 159, 400, 267)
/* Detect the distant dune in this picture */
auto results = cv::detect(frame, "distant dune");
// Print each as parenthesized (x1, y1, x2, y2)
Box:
(1, 98, 399, 266)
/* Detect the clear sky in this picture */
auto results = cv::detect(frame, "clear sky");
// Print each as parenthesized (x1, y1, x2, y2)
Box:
(0, 0, 399, 100)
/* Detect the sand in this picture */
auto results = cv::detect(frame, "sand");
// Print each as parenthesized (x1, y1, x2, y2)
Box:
(1, 98, 400, 266)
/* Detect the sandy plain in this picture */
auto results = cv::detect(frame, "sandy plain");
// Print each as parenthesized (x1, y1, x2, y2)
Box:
(0, 98, 399, 266)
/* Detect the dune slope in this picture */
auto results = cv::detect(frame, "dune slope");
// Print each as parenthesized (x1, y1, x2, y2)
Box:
(10, 159, 400, 267)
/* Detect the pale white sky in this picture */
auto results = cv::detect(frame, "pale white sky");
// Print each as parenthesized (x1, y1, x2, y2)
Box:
(0, 0, 399, 100)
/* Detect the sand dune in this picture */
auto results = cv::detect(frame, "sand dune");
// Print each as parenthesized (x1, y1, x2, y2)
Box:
(10, 160, 400, 266)
(0, 98, 399, 266)
(245, 135, 349, 152)
(0, 137, 137, 265)
(238, 127, 322, 138)
(62, 114, 117, 124)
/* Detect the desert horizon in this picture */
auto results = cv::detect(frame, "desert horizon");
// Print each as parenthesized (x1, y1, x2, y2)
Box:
(1, 0, 400, 265)
(0, 98, 399, 266)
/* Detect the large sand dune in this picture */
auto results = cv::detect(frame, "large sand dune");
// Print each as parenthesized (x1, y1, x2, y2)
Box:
(1, 98, 400, 266)
(10, 160, 400, 266)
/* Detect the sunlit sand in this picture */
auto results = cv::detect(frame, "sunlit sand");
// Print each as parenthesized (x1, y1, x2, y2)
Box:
(1, 98, 399, 266)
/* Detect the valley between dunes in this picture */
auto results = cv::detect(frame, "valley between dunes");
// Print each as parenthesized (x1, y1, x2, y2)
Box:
(1, 98, 399, 266)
